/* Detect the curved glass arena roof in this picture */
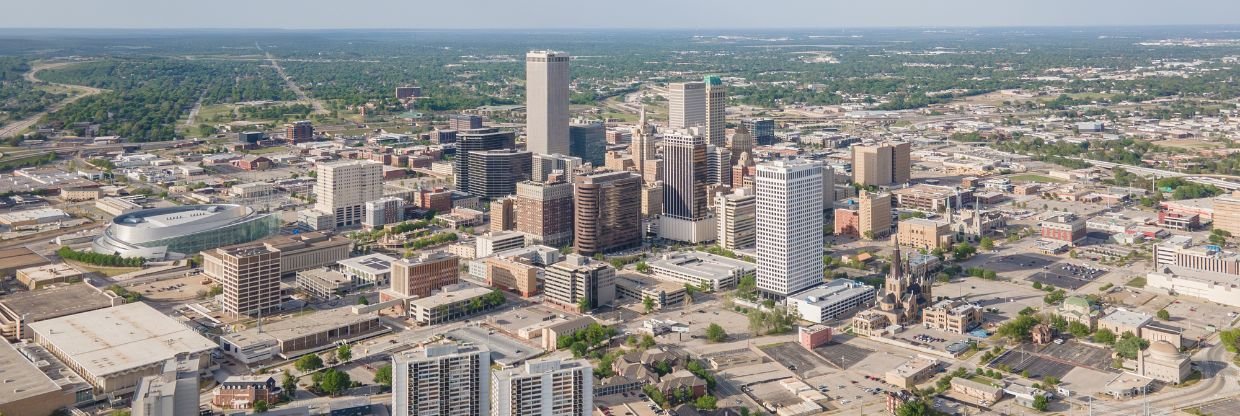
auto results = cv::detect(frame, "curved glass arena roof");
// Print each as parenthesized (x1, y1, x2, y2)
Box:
(92, 204, 279, 259)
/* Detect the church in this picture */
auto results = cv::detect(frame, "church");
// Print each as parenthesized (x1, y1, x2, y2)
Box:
(851, 236, 935, 336)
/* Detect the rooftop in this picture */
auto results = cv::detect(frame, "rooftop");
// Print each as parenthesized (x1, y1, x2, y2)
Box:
(336, 253, 397, 274)
(15, 263, 87, 283)
(220, 307, 379, 347)
(0, 283, 113, 323)
(0, 340, 62, 404)
(408, 284, 494, 309)
(791, 279, 876, 307)
(1100, 309, 1153, 329)
(0, 247, 50, 271)
(26, 302, 215, 378)
(648, 252, 756, 280)
(889, 357, 937, 376)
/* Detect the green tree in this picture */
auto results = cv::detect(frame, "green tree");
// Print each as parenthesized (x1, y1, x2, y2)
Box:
(295, 354, 323, 372)
(1042, 375, 1060, 387)
(578, 297, 591, 313)
(640, 334, 657, 349)
(281, 370, 297, 399)
(1031, 394, 1049, 411)
(953, 243, 976, 261)
(635, 261, 650, 273)
(896, 399, 939, 416)
(706, 323, 727, 343)
(1093, 328, 1116, 345)
(1068, 321, 1091, 337)
(254, 400, 269, 413)
(643, 295, 655, 314)
(694, 395, 718, 410)
(336, 343, 352, 362)
(317, 369, 351, 395)
(979, 237, 995, 251)
(1115, 332, 1149, 359)
(1157, 309, 1171, 321)
(357, 296, 369, 306)
(374, 364, 392, 387)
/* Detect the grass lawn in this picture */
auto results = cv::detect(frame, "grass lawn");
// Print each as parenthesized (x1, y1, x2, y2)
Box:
(1009, 174, 1065, 184)
(1126, 277, 1147, 288)
(65, 260, 141, 277)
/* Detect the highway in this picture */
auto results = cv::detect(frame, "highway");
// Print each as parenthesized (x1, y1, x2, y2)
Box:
(0, 61, 107, 139)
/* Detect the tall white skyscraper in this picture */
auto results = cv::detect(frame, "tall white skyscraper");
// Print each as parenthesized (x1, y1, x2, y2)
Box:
(492, 358, 593, 416)
(526, 51, 571, 156)
(704, 75, 727, 147)
(392, 343, 491, 416)
(668, 81, 705, 130)
(755, 159, 824, 298)
(314, 160, 383, 228)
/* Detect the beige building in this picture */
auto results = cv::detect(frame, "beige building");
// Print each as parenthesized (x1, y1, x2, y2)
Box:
(668, 81, 705, 130)
(851, 141, 911, 187)
(859, 191, 892, 240)
(15, 263, 89, 290)
(490, 197, 516, 233)
(203, 245, 281, 316)
(389, 251, 460, 299)
(1137, 341, 1191, 384)
(544, 254, 616, 311)
(515, 180, 574, 247)
(950, 377, 1003, 403)
(885, 357, 938, 389)
(704, 76, 726, 147)
(897, 218, 951, 250)
(314, 160, 383, 229)
(641, 183, 663, 217)
(1215, 191, 1240, 237)
(921, 299, 984, 334)
(485, 256, 540, 297)
(61, 187, 101, 201)
(526, 51, 571, 156)
(716, 189, 756, 250)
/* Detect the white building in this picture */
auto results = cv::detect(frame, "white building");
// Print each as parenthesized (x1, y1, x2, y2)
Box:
(314, 160, 383, 229)
(787, 279, 878, 324)
(755, 159, 824, 298)
(526, 51, 571, 156)
(392, 342, 491, 416)
(668, 81, 705, 130)
(648, 251, 755, 291)
(492, 359, 593, 416)
(476, 231, 526, 258)
(716, 189, 756, 250)
(337, 253, 398, 288)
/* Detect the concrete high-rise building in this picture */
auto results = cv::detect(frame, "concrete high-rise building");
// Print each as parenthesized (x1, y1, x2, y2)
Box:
(392, 342, 491, 416)
(742, 118, 776, 146)
(516, 180, 575, 247)
(569, 122, 606, 166)
(315, 160, 383, 229)
(659, 131, 716, 244)
(629, 107, 658, 184)
(716, 189, 756, 250)
(820, 162, 836, 206)
(852, 142, 911, 187)
(455, 128, 517, 191)
(729, 123, 753, 162)
(574, 171, 642, 256)
(544, 254, 616, 311)
(390, 252, 460, 298)
(532, 153, 582, 184)
(131, 358, 199, 416)
(669, 81, 706, 130)
(704, 75, 727, 147)
(1215, 191, 1240, 237)
(756, 159, 824, 299)
(490, 197, 516, 233)
(202, 244, 281, 316)
(364, 196, 406, 229)
(448, 114, 483, 131)
(859, 191, 893, 240)
(526, 51, 571, 156)
(706, 145, 733, 186)
(467, 149, 532, 199)
(285, 120, 314, 143)
(491, 359, 593, 416)
(641, 183, 663, 218)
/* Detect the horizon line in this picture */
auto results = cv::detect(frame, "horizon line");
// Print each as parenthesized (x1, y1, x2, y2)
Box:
(2, 23, 1240, 32)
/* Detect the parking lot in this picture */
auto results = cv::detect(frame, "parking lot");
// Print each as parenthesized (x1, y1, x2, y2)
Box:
(1024, 261, 1108, 290)
(1138, 296, 1238, 342)
(760, 342, 835, 378)
(1195, 397, 1240, 416)
(812, 338, 875, 369)
(888, 326, 975, 355)
(989, 340, 1117, 379)
(934, 278, 1048, 320)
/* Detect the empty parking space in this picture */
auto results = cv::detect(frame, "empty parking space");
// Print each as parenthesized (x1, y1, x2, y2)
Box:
(1025, 262, 1107, 290)
(989, 350, 1075, 380)
(813, 340, 874, 369)
(761, 342, 834, 378)
(1195, 397, 1240, 416)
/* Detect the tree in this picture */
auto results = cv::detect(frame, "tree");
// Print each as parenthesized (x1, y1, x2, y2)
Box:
(254, 400, 269, 413)
(336, 343, 352, 362)
(578, 297, 591, 313)
(1068, 321, 1091, 337)
(706, 323, 727, 343)
(694, 395, 718, 410)
(317, 369, 351, 395)
(636, 261, 651, 273)
(1157, 309, 1171, 321)
(639, 334, 657, 349)
(1093, 328, 1116, 345)
(1042, 375, 1060, 387)
(896, 399, 938, 416)
(979, 237, 995, 251)
(374, 364, 392, 387)
(281, 370, 297, 399)
(643, 295, 655, 314)
(953, 243, 976, 261)
(1115, 332, 1149, 359)
(1032, 281, 1043, 290)
(295, 354, 323, 372)
(357, 296, 369, 306)
(1031, 394, 1049, 411)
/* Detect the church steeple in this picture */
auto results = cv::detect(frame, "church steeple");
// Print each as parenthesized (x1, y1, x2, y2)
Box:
(890, 235, 903, 279)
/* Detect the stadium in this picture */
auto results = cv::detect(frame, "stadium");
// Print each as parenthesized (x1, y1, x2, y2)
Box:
(92, 204, 280, 259)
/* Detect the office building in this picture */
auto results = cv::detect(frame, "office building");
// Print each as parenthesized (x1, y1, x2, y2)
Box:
(787, 279, 877, 324)
(641, 184, 663, 218)
(315, 160, 383, 229)
(897, 218, 951, 250)
(569, 122, 606, 166)
(455, 128, 517, 191)
(408, 284, 502, 325)
(516, 180, 575, 247)
(0, 340, 76, 416)
(211, 375, 277, 410)
(728, 123, 753, 162)
(485, 256, 541, 297)
(296, 268, 356, 300)
(629, 108, 657, 184)
(219, 308, 384, 364)
(395, 86, 422, 100)
(392, 343, 491, 416)
(526, 51, 571, 156)
(885, 357, 939, 389)
(574, 171, 642, 256)
(545, 254, 616, 311)
(892, 184, 971, 212)
(742, 118, 776, 146)
(648, 251, 755, 291)
(614, 273, 685, 310)
(202, 244, 281, 316)
(732, 151, 756, 190)
(389, 252, 459, 298)
(668, 81, 705, 130)
(851, 142, 911, 187)
(859, 191, 892, 240)
(715, 189, 756, 250)
(467, 149, 532, 199)
(337, 253, 397, 288)
(755, 159, 824, 298)
(285, 120, 313, 143)
(532, 153, 582, 184)
(704, 75, 727, 147)
(706, 145, 732, 186)
(132, 358, 199, 416)
(1215, 192, 1240, 236)
(492, 359, 593, 416)
(477, 231, 526, 258)
(491, 197, 516, 233)
(659, 131, 716, 243)
(259, 231, 353, 276)
(922, 299, 984, 334)
(449, 114, 484, 131)
(364, 196, 406, 229)
(1040, 213, 1087, 245)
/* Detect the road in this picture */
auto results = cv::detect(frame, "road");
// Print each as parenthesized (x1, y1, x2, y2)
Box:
(0, 61, 107, 138)
(258, 42, 327, 115)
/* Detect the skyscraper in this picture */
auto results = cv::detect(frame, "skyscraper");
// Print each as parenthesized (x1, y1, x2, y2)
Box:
(569, 122, 606, 166)
(516, 180, 575, 247)
(526, 51, 571, 156)
(742, 118, 776, 146)
(315, 160, 383, 228)
(574, 171, 642, 256)
(455, 128, 516, 191)
(704, 75, 727, 147)
(755, 159, 824, 298)
(729, 123, 753, 162)
(716, 189, 756, 250)
(491, 359, 593, 416)
(202, 244, 281, 316)
(668, 81, 706, 130)
(490, 197, 516, 233)
(390, 252, 460, 299)
(448, 114, 483, 131)
(466, 149, 532, 199)
(629, 107, 658, 184)
(859, 190, 893, 240)
(659, 131, 716, 243)
(706, 145, 733, 186)
(532, 153, 583, 184)
(392, 342, 491, 416)
(852, 142, 911, 187)
(285, 120, 314, 143)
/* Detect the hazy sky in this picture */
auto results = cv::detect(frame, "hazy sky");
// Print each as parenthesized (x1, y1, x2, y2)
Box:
(4, 0, 1240, 29)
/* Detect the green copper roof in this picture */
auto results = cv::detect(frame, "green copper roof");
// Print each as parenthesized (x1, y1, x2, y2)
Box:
(704, 75, 722, 85)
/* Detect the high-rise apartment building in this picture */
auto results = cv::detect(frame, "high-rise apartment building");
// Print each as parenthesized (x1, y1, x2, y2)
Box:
(315, 160, 383, 229)
(859, 191, 893, 240)
(467, 149, 532, 199)
(390, 252, 460, 298)
(852, 142, 911, 187)
(659, 131, 716, 243)
(364, 196, 406, 229)
(574, 171, 642, 256)
(202, 244, 282, 316)
(706, 145, 733, 186)
(490, 197, 516, 233)
(516, 180, 575, 247)
(448, 114, 483, 131)
(491, 359, 593, 416)
(716, 188, 756, 250)
(704, 75, 727, 147)
(285, 120, 314, 143)
(455, 128, 516, 191)
(392, 342, 491, 416)
(742, 118, 776, 146)
(569, 122, 606, 166)
(526, 51, 571, 156)
(532, 153, 582, 184)
(756, 159, 824, 298)
(668, 81, 705, 130)
(544, 254, 616, 311)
